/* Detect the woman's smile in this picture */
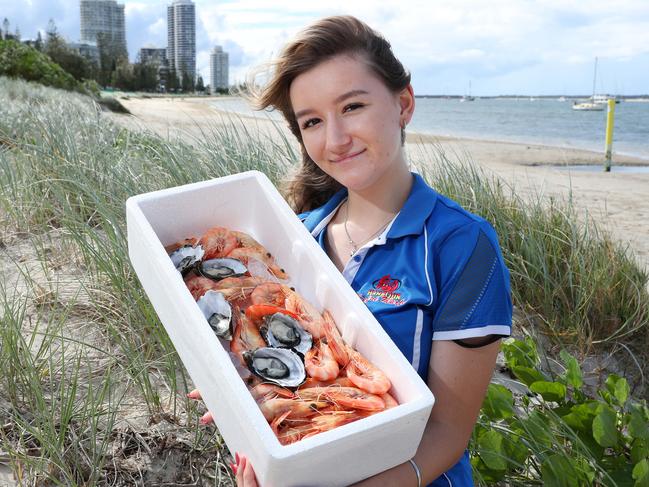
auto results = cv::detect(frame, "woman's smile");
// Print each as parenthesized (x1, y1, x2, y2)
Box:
(330, 148, 366, 164)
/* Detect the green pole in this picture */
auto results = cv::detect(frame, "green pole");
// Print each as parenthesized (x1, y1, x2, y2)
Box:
(604, 99, 615, 172)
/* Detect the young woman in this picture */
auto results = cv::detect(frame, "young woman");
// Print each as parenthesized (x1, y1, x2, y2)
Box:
(191, 15, 512, 486)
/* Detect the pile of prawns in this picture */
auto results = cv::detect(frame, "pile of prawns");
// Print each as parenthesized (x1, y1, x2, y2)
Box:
(175, 226, 398, 445)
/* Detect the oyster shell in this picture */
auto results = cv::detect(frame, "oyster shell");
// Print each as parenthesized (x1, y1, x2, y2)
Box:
(243, 347, 306, 388)
(169, 244, 205, 275)
(260, 312, 312, 355)
(199, 258, 247, 281)
(196, 290, 233, 340)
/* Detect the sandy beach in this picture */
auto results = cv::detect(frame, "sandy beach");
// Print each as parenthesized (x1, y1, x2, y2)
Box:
(108, 95, 649, 272)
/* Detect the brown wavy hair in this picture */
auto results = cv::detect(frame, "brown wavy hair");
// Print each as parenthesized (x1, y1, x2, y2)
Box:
(247, 15, 411, 213)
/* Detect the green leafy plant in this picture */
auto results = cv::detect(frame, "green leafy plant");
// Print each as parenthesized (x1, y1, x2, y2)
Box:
(472, 337, 649, 486)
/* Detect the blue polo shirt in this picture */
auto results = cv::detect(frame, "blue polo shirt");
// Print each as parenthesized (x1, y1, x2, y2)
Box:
(299, 172, 512, 487)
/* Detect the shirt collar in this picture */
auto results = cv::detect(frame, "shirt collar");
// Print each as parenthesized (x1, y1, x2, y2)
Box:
(301, 189, 348, 234)
(301, 172, 438, 239)
(386, 172, 438, 239)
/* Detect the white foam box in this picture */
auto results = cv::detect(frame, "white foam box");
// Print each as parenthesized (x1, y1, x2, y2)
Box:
(126, 170, 434, 487)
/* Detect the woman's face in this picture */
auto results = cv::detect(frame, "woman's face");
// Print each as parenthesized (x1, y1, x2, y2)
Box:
(289, 54, 414, 193)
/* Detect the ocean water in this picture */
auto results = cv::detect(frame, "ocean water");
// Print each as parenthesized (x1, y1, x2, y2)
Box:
(211, 97, 649, 160)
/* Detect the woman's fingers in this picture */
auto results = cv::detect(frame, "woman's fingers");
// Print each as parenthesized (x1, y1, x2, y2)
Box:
(235, 454, 258, 487)
(187, 389, 202, 400)
(187, 389, 214, 424)
(199, 411, 214, 424)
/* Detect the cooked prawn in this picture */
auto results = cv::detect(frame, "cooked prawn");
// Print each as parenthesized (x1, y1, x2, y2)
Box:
(184, 274, 261, 308)
(346, 348, 392, 395)
(231, 231, 270, 254)
(304, 339, 340, 381)
(250, 383, 295, 402)
(245, 304, 298, 327)
(230, 308, 266, 365)
(298, 376, 354, 390)
(213, 276, 266, 308)
(227, 247, 288, 280)
(284, 291, 325, 339)
(184, 274, 221, 300)
(306, 410, 373, 435)
(322, 310, 349, 366)
(380, 392, 399, 409)
(250, 282, 289, 307)
(297, 386, 386, 411)
(259, 396, 328, 422)
(199, 226, 238, 260)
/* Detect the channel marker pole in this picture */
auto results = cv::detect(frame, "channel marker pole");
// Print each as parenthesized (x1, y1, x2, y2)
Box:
(604, 99, 615, 172)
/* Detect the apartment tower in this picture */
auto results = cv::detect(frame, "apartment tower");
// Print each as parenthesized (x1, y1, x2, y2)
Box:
(79, 0, 127, 58)
(167, 0, 196, 82)
(210, 46, 229, 93)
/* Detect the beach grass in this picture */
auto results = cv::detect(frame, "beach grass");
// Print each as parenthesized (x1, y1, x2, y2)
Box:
(1, 76, 648, 484)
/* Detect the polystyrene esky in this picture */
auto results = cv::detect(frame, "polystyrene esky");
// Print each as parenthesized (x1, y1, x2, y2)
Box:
(125, 170, 434, 486)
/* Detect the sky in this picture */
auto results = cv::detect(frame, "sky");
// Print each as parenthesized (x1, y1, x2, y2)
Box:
(2, 0, 648, 96)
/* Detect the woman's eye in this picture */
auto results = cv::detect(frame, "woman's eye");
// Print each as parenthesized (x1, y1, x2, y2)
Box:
(301, 118, 320, 129)
(344, 103, 364, 112)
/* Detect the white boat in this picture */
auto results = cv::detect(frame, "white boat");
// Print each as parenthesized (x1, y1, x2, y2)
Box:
(558, 96, 566, 102)
(592, 94, 619, 104)
(572, 101, 605, 111)
(460, 81, 475, 102)
(572, 57, 607, 111)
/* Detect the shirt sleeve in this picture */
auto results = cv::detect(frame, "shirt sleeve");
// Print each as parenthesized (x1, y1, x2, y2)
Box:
(431, 221, 512, 341)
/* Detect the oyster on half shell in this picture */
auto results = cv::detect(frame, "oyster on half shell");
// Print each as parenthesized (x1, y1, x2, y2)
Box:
(243, 347, 306, 388)
(196, 290, 233, 340)
(169, 244, 205, 275)
(199, 258, 247, 281)
(260, 312, 312, 355)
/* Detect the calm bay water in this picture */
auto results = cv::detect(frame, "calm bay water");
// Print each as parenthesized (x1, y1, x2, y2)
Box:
(211, 97, 649, 160)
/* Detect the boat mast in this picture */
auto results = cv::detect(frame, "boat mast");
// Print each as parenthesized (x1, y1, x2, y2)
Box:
(592, 57, 598, 98)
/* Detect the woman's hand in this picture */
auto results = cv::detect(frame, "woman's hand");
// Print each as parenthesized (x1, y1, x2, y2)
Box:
(187, 389, 214, 424)
(234, 453, 259, 487)
(187, 389, 259, 486)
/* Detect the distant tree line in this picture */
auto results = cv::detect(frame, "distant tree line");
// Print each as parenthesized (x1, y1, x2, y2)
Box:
(0, 17, 208, 94)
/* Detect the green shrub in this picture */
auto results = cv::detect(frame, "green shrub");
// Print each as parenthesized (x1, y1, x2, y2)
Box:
(0, 39, 77, 91)
(472, 337, 649, 486)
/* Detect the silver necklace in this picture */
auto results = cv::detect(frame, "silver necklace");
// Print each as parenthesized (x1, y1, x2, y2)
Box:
(343, 200, 394, 257)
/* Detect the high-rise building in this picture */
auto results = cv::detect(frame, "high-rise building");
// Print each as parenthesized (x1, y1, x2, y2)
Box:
(167, 0, 196, 82)
(79, 0, 127, 59)
(210, 46, 229, 93)
(139, 46, 167, 66)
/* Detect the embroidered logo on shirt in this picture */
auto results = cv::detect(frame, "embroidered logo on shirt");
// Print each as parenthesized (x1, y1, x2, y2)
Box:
(358, 274, 407, 306)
